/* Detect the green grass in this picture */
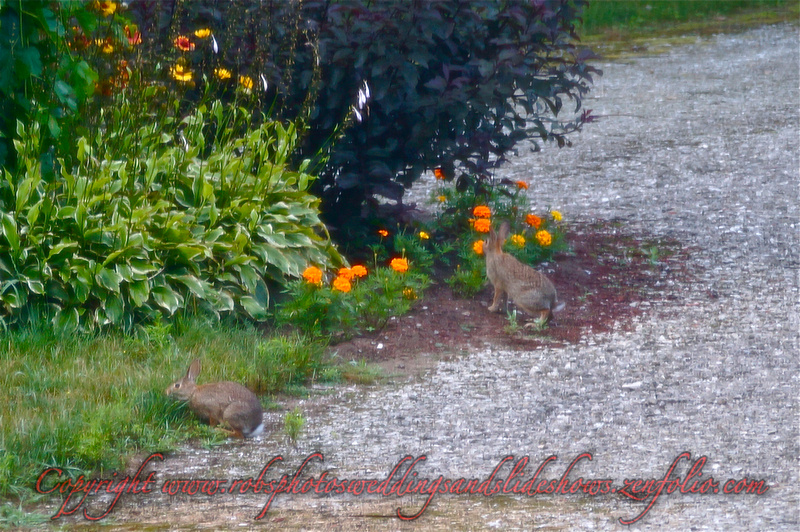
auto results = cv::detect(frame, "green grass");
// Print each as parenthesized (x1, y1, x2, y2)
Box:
(581, 0, 793, 36)
(0, 317, 327, 503)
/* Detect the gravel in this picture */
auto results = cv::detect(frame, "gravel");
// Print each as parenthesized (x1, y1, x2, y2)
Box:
(42, 24, 799, 531)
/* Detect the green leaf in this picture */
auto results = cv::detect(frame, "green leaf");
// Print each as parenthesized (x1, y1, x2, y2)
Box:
(129, 280, 150, 307)
(170, 274, 209, 299)
(53, 308, 80, 332)
(95, 267, 123, 293)
(104, 295, 124, 323)
(1, 213, 19, 253)
(151, 286, 182, 315)
(239, 295, 268, 320)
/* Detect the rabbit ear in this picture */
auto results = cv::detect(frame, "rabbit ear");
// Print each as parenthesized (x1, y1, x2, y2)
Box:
(498, 221, 511, 241)
(186, 359, 202, 382)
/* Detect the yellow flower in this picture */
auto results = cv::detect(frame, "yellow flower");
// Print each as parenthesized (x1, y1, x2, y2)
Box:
(510, 234, 525, 247)
(437, 195, 447, 203)
(472, 218, 491, 233)
(535, 230, 552, 247)
(170, 64, 193, 83)
(239, 75, 254, 91)
(194, 28, 212, 38)
(96, 39, 114, 54)
(525, 214, 542, 228)
(473, 240, 484, 255)
(403, 287, 417, 300)
(378, 229, 389, 238)
(419, 231, 430, 240)
(174, 35, 195, 51)
(332, 275, 352, 293)
(96, 1, 117, 17)
(472, 205, 491, 218)
(515, 180, 529, 190)
(390, 257, 409, 273)
(350, 265, 368, 278)
(551, 210, 563, 221)
(302, 266, 323, 285)
(214, 67, 232, 80)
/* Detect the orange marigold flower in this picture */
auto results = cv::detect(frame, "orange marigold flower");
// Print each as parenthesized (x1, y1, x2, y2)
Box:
(239, 75, 254, 91)
(96, 1, 117, 17)
(338, 267, 355, 281)
(510, 234, 526, 247)
(170, 64, 193, 83)
(194, 28, 211, 38)
(525, 214, 542, 228)
(377, 229, 389, 237)
(302, 266, 323, 285)
(214, 67, 232, 80)
(174, 35, 195, 51)
(472, 205, 491, 218)
(473, 240, 484, 255)
(332, 275, 352, 293)
(515, 180, 529, 190)
(434, 167, 445, 180)
(390, 257, 409, 273)
(472, 218, 491, 233)
(350, 265, 368, 278)
(437, 195, 447, 203)
(535, 229, 552, 247)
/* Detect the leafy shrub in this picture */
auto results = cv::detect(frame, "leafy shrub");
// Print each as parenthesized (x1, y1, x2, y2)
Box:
(0, 1, 101, 173)
(0, 99, 341, 331)
(126, 0, 599, 233)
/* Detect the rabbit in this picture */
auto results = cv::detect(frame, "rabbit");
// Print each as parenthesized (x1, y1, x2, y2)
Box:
(484, 221, 565, 322)
(165, 359, 264, 439)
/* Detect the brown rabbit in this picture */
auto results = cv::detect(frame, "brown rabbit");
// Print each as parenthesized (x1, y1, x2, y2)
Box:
(484, 221, 565, 322)
(165, 359, 264, 439)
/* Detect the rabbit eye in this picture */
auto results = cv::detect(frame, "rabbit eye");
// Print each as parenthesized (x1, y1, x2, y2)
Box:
(174, 383, 181, 388)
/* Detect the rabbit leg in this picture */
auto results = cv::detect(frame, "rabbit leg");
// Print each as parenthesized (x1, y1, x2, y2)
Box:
(488, 285, 505, 312)
(223, 428, 245, 439)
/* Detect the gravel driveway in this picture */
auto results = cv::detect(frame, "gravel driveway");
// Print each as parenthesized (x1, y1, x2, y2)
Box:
(43, 23, 798, 531)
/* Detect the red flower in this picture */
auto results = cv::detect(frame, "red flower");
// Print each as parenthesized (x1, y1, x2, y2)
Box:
(174, 35, 195, 51)
(125, 25, 142, 46)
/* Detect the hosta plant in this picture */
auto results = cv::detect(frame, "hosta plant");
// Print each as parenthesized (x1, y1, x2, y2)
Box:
(0, 100, 341, 332)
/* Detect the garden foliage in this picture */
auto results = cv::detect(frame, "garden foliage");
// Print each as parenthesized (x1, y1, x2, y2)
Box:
(0, 101, 340, 331)
(126, 0, 599, 232)
(0, 1, 99, 174)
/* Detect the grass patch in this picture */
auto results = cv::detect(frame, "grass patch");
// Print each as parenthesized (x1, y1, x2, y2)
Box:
(338, 359, 388, 385)
(580, 0, 798, 58)
(0, 317, 327, 503)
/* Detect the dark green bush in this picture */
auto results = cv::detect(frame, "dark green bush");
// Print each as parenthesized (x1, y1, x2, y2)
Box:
(127, 0, 599, 234)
